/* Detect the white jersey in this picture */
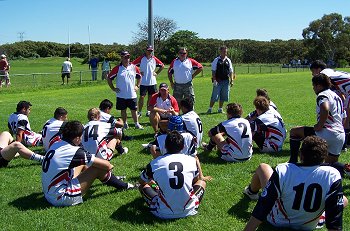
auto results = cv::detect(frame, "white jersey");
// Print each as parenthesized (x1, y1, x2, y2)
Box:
(41, 140, 95, 205)
(153, 131, 197, 156)
(181, 111, 203, 148)
(62, 60, 72, 73)
(42, 118, 66, 151)
(132, 55, 164, 86)
(140, 153, 200, 219)
(316, 89, 345, 134)
(252, 109, 286, 152)
(252, 163, 343, 230)
(82, 120, 122, 160)
(99, 110, 118, 126)
(215, 117, 253, 161)
(8, 112, 42, 146)
(321, 69, 350, 96)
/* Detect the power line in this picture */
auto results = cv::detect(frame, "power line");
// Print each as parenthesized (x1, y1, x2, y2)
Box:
(17, 32, 25, 42)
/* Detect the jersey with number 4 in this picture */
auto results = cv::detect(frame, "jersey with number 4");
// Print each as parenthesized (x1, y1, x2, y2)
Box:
(215, 117, 253, 160)
(42, 118, 66, 151)
(181, 111, 203, 148)
(140, 153, 199, 219)
(82, 121, 122, 160)
(316, 89, 345, 134)
(252, 163, 343, 230)
(41, 141, 95, 204)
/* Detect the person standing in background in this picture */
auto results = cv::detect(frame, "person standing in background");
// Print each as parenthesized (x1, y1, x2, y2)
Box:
(101, 57, 111, 80)
(61, 58, 72, 85)
(0, 54, 10, 88)
(89, 55, 99, 81)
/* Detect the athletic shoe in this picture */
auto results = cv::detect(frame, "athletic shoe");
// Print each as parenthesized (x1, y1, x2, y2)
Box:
(316, 212, 325, 229)
(141, 143, 152, 149)
(218, 108, 224, 113)
(126, 182, 141, 190)
(243, 186, 259, 200)
(206, 108, 212, 114)
(135, 124, 144, 130)
(146, 111, 150, 117)
(116, 175, 126, 180)
(120, 147, 129, 155)
(137, 111, 142, 118)
(344, 163, 350, 177)
(123, 123, 129, 129)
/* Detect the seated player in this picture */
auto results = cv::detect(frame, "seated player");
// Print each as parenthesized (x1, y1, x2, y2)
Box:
(8, 100, 42, 147)
(246, 88, 280, 122)
(243, 136, 346, 231)
(251, 96, 286, 153)
(0, 131, 43, 167)
(41, 121, 137, 207)
(42, 107, 68, 151)
(139, 130, 206, 219)
(148, 83, 179, 135)
(82, 108, 128, 160)
(180, 97, 203, 149)
(289, 74, 345, 163)
(203, 103, 253, 162)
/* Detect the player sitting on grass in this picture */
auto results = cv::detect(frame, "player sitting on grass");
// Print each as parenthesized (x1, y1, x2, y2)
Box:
(82, 108, 128, 160)
(243, 136, 347, 231)
(8, 100, 42, 147)
(0, 131, 43, 167)
(42, 107, 68, 151)
(203, 103, 253, 162)
(139, 130, 207, 219)
(250, 96, 286, 153)
(41, 121, 137, 207)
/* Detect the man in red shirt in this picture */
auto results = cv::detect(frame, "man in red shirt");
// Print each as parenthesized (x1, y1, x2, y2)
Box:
(0, 54, 10, 88)
(148, 83, 179, 135)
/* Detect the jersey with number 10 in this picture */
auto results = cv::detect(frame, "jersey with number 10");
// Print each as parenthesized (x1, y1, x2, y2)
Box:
(140, 153, 199, 219)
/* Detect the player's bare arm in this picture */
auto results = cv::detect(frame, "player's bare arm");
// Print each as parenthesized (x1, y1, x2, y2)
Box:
(314, 102, 329, 131)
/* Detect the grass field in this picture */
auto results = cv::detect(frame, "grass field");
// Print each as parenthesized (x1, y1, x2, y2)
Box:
(0, 58, 349, 230)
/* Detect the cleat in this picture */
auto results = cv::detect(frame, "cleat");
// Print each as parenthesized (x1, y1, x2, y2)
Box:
(135, 124, 144, 130)
(218, 108, 224, 113)
(126, 182, 141, 190)
(206, 108, 212, 114)
(123, 123, 129, 129)
(243, 186, 259, 200)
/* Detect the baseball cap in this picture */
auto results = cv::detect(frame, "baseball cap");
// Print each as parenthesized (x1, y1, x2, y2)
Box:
(1, 54, 6, 58)
(159, 83, 168, 90)
(168, 116, 183, 131)
(146, 45, 153, 51)
(120, 51, 130, 57)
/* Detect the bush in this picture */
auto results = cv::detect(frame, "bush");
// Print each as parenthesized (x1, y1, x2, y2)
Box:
(338, 59, 348, 68)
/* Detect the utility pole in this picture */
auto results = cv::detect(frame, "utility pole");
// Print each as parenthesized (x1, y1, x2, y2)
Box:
(148, 0, 154, 52)
(18, 32, 25, 42)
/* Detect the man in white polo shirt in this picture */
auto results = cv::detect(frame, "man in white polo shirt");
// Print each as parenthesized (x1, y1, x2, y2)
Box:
(168, 47, 203, 105)
(132, 45, 164, 118)
(107, 51, 143, 129)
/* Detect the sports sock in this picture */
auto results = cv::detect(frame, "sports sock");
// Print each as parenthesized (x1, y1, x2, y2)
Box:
(0, 154, 9, 168)
(30, 153, 44, 163)
(116, 144, 125, 154)
(102, 172, 128, 189)
(206, 139, 216, 151)
(289, 138, 301, 163)
(248, 185, 258, 194)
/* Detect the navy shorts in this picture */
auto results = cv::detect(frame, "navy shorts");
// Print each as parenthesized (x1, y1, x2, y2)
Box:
(116, 98, 137, 111)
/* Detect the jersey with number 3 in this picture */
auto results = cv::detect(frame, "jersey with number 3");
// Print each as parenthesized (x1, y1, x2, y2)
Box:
(82, 121, 122, 160)
(316, 89, 345, 133)
(140, 153, 200, 219)
(252, 163, 343, 230)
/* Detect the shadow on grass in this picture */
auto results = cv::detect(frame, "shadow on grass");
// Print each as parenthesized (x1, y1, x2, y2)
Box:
(110, 197, 173, 225)
(7, 161, 41, 169)
(9, 192, 51, 210)
(251, 147, 291, 158)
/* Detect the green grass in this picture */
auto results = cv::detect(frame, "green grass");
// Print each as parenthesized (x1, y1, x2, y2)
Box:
(0, 58, 350, 230)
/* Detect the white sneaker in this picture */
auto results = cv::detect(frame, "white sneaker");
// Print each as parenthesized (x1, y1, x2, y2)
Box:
(146, 111, 150, 117)
(141, 143, 152, 149)
(121, 147, 128, 155)
(243, 186, 259, 200)
(135, 124, 144, 130)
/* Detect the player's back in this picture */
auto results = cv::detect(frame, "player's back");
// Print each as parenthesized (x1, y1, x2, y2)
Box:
(42, 118, 65, 151)
(256, 109, 286, 142)
(150, 153, 199, 219)
(155, 131, 197, 156)
(267, 163, 342, 230)
(82, 120, 114, 154)
(182, 110, 203, 148)
(8, 112, 30, 135)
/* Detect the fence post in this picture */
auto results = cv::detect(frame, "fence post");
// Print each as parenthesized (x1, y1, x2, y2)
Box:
(247, 65, 249, 74)
(270, 66, 272, 73)
(80, 71, 82, 84)
(260, 65, 262, 74)
(32, 74, 36, 86)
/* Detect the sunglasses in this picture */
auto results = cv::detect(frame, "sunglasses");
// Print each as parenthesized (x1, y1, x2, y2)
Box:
(179, 52, 187, 55)
(123, 56, 130, 58)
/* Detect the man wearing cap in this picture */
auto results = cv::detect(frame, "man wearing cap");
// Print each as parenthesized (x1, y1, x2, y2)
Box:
(61, 57, 72, 85)
(132, 45, 164, 118)
(168, 47, 203, 105)
(0, 54, 10, 88)
(107, 51, 144, 130)
(148, 82, 179, 135)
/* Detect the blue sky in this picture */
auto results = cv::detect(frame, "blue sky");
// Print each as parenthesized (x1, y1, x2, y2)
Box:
(1, 0, 349, 45)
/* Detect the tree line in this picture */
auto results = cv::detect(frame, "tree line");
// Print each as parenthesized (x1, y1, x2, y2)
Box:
(0, 13, 349, 66)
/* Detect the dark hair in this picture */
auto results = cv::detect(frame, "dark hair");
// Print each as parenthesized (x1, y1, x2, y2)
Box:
(253, 96, 269, 112)
(256, 88, 270, 101)
(219, 46, 227, 51)
(99, 99, 113, 111)
(54, 107, 67, 119)
(312, 73, 331, 89)
(300, 136, 327, 165)
(226, 103, 243, 117)
(310, 60, 327, 70)
(180, 97, 194, 111)
(62, 120, 84, 143)
(16, 101, 32, 112)
(165, 130, 184, 154)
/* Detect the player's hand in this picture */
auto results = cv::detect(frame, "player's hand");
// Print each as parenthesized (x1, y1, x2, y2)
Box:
(202, 175, 213, 182)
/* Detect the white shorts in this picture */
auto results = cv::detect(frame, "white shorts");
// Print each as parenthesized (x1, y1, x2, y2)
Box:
(260, 140, 283, 153)
(316, 129, 345, 156)
(45, 178, 83, 207)
(220, 144, 252, 162)
(24, 132, 42, 147)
